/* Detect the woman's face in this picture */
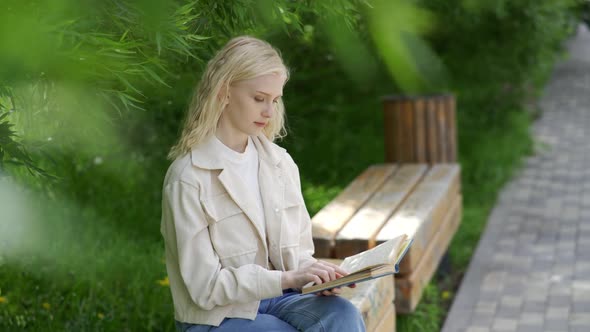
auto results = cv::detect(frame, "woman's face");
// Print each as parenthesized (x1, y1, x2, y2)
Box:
(217, 73, 285, 146)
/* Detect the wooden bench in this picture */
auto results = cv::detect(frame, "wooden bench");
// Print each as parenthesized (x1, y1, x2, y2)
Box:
(310, 94, 461, 330)
(312, 163, 462, 319)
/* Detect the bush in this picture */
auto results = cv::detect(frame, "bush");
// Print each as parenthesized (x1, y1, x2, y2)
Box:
(421, 0, 578, 112)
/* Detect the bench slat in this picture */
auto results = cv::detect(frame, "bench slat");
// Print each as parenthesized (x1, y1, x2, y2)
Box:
(311, 164, 397, 257)
(425, 99, 439, 163)
(341, 275, 395, 332)
(395, 194, 462, 313)
(321, 258, 395, 332)
(397, 99, 415, 161)
(334, 164, 428, 258)
(376, 164, 461, 274)
(413, 99, 428, 163)
(373, 304, 395, 332)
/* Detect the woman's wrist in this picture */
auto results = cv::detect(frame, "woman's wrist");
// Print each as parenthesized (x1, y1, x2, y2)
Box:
(281, 271, 293, 289)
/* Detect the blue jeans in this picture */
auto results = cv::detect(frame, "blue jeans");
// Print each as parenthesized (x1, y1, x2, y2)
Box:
(175, 289, 366, 332)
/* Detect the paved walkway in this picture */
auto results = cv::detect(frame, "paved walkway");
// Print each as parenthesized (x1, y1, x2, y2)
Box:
(442, 25, 590, 332)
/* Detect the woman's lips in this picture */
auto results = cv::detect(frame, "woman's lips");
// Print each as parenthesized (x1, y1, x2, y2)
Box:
(254, 122, 267, 127)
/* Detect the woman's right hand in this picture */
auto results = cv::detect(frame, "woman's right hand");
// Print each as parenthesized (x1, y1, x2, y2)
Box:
(281, 260, 348, 290)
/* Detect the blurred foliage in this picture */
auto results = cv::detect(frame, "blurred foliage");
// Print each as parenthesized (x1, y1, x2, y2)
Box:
(421, 0, 580, 115)
(0, 105, 54, 179)
(577, 0, 590, 25)
(367, 0, 448, 92)
(0, 0, 433, 235)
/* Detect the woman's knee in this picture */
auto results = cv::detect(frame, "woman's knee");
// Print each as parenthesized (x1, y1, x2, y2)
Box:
(273, 293, 365, 331)
(253, 314, 299, 331)
(319, 296, 365, 330)
(212, 315, 297, 332)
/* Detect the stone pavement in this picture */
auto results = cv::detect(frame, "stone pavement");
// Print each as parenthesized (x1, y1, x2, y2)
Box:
(442, 25, 590, 332)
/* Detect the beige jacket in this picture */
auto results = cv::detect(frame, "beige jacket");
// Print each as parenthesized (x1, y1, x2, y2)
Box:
(160, 134, 317, 326)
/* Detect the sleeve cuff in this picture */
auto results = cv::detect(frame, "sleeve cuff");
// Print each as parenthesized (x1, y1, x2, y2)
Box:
(257, 269, 283, 299)
(299, 255, 317, 269)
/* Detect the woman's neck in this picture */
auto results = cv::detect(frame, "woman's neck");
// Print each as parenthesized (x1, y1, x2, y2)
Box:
(215, 129, 248, 153)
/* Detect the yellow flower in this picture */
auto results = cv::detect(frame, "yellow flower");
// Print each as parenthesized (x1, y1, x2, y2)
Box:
(157, 276, 170, 286)
(441, 291, 452, 300)
(42, 302, 51, 310)
(0, 296, 7, 304)
(97, 312, 105, 320)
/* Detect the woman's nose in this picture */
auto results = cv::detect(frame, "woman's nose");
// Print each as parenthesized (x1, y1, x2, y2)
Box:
(261, 103, 274, 118)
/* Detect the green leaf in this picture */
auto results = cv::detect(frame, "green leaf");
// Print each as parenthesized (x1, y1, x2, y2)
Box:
(143, 66, 171, 87)
(0, 112, 9, 122)
(156, 31, 162, 56)
(120, 29, 130, 42)
(184, 34, 211, 42)
(113, 48, 137, 55)
(114, 73, 144, 96)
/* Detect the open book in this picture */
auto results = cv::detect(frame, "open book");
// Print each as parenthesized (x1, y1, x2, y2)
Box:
(301, 234, 412, 295)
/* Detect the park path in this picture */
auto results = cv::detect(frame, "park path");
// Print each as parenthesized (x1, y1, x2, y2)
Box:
(441, 25, 590, 332)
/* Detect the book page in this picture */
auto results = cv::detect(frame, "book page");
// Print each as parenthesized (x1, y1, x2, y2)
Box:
(339, 234, 407, 273)
(395, 237, 412, 263)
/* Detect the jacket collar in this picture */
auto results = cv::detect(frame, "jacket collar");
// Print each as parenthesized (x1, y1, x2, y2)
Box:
(190, 134, 285, 170)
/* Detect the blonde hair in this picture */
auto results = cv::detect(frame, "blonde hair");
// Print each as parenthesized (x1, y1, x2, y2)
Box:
(168, 36, 289, 160)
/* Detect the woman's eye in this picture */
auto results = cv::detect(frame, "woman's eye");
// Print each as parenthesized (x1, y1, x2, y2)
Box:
(254, 97, 264, 102)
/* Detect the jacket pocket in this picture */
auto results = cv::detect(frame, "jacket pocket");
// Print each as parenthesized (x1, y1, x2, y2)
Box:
(279, 189, 306, 247)
(202, 192, 243, 221)
(283, 184, 305, 208)
(201, 193, 259, 263)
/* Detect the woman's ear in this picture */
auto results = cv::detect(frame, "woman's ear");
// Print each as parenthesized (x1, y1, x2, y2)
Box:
(217, 82, 230, 104)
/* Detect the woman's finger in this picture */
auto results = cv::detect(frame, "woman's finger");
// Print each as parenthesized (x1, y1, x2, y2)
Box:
(317, 263, 336, 281)
(306, 272, 323, 286)
(330, 287, 342, 295)
(309, 267, 330, 283)
(320, 288, 342, 296)
(318, 260, 349, 277)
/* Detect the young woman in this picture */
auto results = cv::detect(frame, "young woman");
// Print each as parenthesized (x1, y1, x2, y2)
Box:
(161, 36, 365, 331)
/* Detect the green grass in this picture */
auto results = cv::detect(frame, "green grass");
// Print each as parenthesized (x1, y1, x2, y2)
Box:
(0, 82, 534, 331)
(0, 190, 173, 330)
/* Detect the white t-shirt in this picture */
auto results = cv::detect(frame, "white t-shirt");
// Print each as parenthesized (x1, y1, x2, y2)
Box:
(212, 135, 265, 224)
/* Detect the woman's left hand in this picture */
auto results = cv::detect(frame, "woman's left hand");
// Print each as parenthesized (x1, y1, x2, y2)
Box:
(313, 260, 356, 297)
(316, 282, 357, 296)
